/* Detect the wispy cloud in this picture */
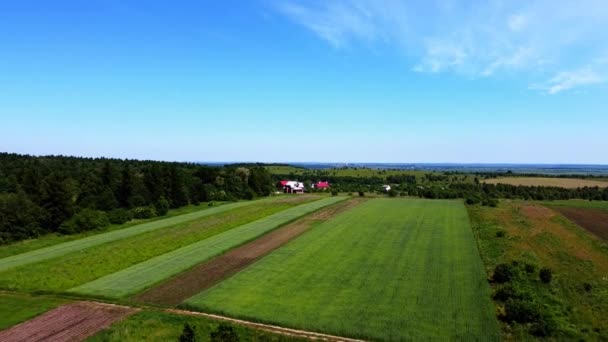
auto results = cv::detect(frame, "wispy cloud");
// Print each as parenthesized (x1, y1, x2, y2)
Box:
(271, 0, 608, 93)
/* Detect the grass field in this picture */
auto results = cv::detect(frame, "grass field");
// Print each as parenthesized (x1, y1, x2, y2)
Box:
(540, 199, 608, 210)
(0, 200, 266, 273)
(69, 196, 346, 298)
(0, 292, 67, 330)
(483, 177, 608, 188)
(87, 310, 304, 342)
(469, 200, 608, 340)
(0, 197, 319, 292)
(185, 199, 499, 341)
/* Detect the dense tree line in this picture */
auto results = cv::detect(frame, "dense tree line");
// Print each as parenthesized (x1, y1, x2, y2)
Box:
(0, 153, 273, 244)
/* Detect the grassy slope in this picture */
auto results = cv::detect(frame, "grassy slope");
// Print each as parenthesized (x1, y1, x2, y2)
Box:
(469, 200, 608, 340)
(0, 198, 318, 292)
(539, 199, 608, 210)
(0, 292, 67, 330)
(483, 177, 608, 188)
(185, 198, 499, 341)
(0, 200, 268, 273)
(87, 310, 304, 342)
(70, 197, 346, 298)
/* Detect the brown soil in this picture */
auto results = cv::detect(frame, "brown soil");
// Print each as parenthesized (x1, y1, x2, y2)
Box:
(552, 206, 608, 241)
(0, 302, 136, 342)
(134, 198, 365, 306)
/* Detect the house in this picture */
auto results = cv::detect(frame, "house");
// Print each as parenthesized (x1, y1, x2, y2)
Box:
(312, 181, 330, 189)
(382, 185, 391, 192)
(278, 180, 305, 194)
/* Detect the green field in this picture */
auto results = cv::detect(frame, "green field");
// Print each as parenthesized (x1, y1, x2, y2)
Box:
(539, 199, 608, 210)
(0, 198, 319, 292)
(185, 199, 499, 341)
(70, 196, 346, 298)
(0, 200, 266, 273)
(0, 292, 67, 330)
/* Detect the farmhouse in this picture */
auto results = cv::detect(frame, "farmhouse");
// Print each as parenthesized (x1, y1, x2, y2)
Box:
(278, 180, 305, 194)
(312, 181, 330, 190)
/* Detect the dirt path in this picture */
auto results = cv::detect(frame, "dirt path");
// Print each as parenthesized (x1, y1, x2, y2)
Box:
(552, 206, 608, 241)
(163, 307, 366, 342)
(134, 198, 365, 306)
(0, 302, 137, 342)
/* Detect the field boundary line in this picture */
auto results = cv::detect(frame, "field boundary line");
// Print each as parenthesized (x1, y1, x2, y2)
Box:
(163, 308, 366, 342)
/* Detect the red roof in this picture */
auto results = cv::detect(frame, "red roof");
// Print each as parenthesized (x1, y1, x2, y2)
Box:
(316, 181, 330, 188)
(279, 180, 289, 186)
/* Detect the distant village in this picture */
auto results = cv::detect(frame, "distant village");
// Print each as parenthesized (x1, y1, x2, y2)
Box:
(277, 180, 330, 194)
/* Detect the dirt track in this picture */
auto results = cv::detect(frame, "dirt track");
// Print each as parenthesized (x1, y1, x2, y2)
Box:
(552, 206, 608, 241)
(134, 198, 365, 306)
(0, 302, 136, 342)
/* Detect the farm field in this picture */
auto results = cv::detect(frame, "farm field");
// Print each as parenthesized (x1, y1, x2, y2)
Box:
(0, 199, 267, 273)
(469, 200, 608, 340)
(185, 198, 499, 341)
(0, 196, 321, 292)
(551, 206, 608, 241)
(0, 292, 67, 330)
(483, 177, 608, 188)
(540, 199, 608, 210)
(0, 301, 136, 342)
(69, 196, 346, 298)
(135, 198, 365, 306)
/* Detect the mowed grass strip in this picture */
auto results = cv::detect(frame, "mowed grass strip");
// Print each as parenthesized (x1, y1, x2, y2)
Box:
(483, 177, 608, 189)
(0, 200, 266, 273)
(0, 197, 319, 292)
(69, 197, 346, 298)
(185, 199, 500, 341)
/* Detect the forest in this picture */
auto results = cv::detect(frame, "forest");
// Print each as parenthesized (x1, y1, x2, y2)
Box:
(0, 153, 273, 244)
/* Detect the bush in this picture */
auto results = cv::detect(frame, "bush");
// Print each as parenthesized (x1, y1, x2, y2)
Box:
(483, 198, 499, 207)
(504, 299, 542, 323)
(210, 323, 239, 342)
(399, 192, 407, 197)
(208, 202, 214, 207)
(531, 314, 557, 337)
(583, 282, 593, 292)
(465, 196, 481, 205)
(358, 191, 365, 197)
(539, 267, 553, 283)
(107, 208, 132, 225)
(179, 323, 196, 342)
(495, 230, 506, 238)
(132, 206, 157, 219)
(524, 263, 536, 275)
(493, 263, 515, 283)
(331, 190, 338, 196)
(387, 189, 397, 197)
(154, 196, 170, 216)
(59, 209, 110, 234)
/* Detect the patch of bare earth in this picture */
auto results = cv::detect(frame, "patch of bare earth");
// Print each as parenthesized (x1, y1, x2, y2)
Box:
(552, 206, 608, 241)
(0, 302, 137, 342)
(134, 198, 365, 306)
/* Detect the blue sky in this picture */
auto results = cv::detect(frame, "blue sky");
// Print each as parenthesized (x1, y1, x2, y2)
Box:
(0, 0, 607, 164)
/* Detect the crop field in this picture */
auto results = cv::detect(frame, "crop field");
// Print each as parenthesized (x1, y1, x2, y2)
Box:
(185, 198, 499, 341)
(0, 292, 67, 330)
(483, 177, 608, 188)
(69, 196, 346, 298)
(469, 201, 608, 340)
(135, 198, 365, 306)
(0, 199, 263, 273)
(0, 196, 320, 292)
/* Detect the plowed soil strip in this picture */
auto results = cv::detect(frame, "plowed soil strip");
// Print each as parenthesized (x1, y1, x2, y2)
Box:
(0, 302, 137, 342)
(134, 198, 365, 306)
(552, 206, 608, 241)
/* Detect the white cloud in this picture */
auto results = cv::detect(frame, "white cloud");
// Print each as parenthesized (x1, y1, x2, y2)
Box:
(272, 0, 608, 93)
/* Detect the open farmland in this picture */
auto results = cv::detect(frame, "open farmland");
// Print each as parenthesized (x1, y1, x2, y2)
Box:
(0, 292, 67, 330)
(469, 201, 608, 340)
(0, 196, 320, 292)
(69, 196, 346, 298)
(185, 199, 499, 341)
(0, 199, 265, 273)
(483, 177, 608, 188)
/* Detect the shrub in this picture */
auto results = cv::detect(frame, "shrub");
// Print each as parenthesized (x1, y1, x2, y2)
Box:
(210, 323, 239, 342)
(583, 282, 593, 292)
(531, 314, 557, 337)
(132, 206, 157, 219)
(483, 198, 499, 207)
(523, 263, 536, 275)
(154, 196, 170, 216)
(495, 230, 506, 238)
(387, 189, 397, 197)
(493, 263, 515, 283)
(59, 209, 110, 234)
(107, 208, 132, 225)
(539, 267, 553, 283)
(465, 196, 481, 205)
(399, 192, 407, 197)
(208, 202, 214, 207)
(504, 299, 542, 323)
(179, 323, 196, 342)
(358, 191, 365, 197)
(347, 192, 353, 196)
(331, 190, 338, 196)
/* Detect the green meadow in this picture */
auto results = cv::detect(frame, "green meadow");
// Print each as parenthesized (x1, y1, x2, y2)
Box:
(185, 198, 499, 341)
